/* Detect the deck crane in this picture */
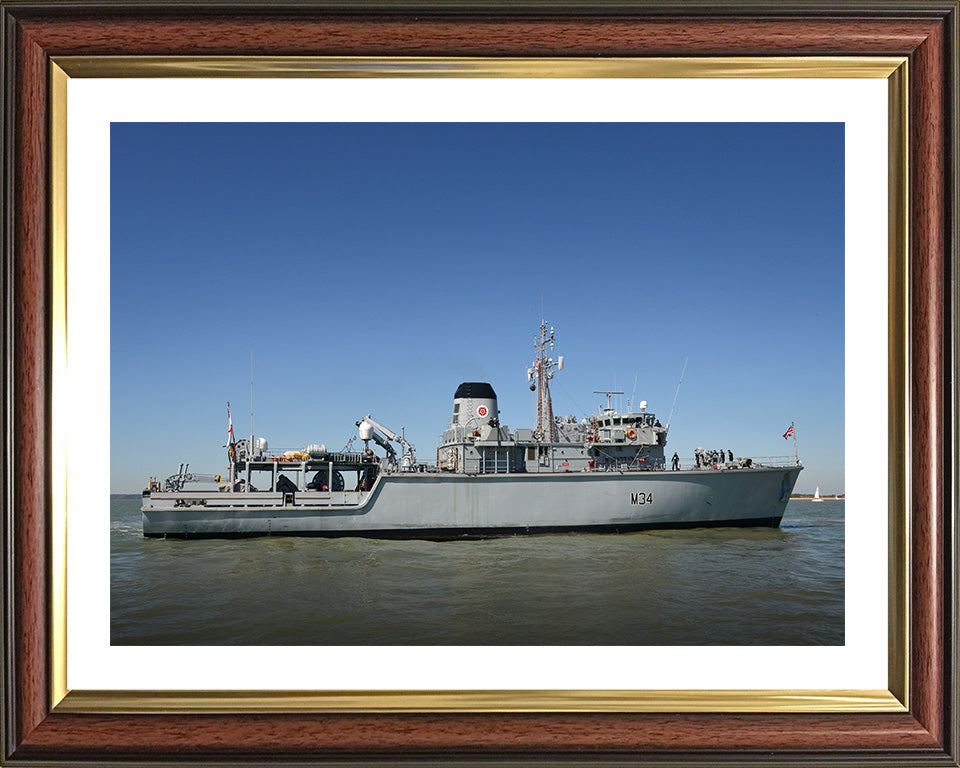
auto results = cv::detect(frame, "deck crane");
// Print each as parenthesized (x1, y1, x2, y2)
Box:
(162, 463, 224, 492)
(356, 414, 417, 470)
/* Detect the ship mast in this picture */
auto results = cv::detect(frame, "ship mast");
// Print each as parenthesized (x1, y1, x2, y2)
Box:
(531, 320, 560, 442)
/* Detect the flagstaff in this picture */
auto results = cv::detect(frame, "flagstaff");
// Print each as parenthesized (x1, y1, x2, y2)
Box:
(227, 401, 236, 485)
(783, 422, 799, 465)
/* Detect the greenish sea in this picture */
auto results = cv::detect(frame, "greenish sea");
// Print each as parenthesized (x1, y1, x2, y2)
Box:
(111, 498, 843, 645)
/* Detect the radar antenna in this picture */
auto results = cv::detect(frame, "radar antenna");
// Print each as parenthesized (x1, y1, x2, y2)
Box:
(529, 319, 562, 442)
(593, 390, 624, 414)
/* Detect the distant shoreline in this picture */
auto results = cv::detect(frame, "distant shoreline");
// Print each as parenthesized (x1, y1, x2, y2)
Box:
(111, 493, 141, 500)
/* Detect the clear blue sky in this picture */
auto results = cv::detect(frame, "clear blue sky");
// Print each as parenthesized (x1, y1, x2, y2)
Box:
(111, 122, 843, 493)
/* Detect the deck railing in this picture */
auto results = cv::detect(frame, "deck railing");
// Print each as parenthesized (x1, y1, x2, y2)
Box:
(679, 455, 800, 470)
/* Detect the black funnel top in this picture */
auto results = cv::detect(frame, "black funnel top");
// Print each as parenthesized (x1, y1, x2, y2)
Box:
(454, 382, 497, 400)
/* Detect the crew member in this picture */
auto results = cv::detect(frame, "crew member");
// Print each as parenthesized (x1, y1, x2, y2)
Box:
(671, 452, 680, 471)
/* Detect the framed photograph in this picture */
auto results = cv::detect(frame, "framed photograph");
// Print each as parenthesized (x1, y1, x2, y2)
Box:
(2, 2, 957, 765)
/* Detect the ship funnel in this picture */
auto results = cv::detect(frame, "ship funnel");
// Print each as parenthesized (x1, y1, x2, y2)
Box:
(452, 381, 498, 428)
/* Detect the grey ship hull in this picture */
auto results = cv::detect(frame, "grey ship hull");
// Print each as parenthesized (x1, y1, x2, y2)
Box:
(142, 465, 801, 539)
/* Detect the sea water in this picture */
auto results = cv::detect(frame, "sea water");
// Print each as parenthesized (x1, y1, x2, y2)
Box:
(110, 498, 843, 645)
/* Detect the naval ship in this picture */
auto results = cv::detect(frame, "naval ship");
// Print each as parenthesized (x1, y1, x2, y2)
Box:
(142, 321, 802, 539)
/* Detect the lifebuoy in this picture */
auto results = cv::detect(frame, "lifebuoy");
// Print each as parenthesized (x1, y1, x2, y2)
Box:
(626, 428, 637, 440)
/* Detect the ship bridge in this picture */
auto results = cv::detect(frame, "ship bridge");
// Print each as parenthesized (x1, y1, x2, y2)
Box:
(437, 377, 668, 476)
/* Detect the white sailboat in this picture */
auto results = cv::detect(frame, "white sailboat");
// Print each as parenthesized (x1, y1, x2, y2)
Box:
(812, 486, 822, 502)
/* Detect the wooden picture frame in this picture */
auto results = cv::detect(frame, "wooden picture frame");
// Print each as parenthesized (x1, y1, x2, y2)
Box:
(2, 2, 957, 764)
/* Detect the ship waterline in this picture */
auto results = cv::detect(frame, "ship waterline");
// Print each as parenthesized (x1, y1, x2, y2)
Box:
(143, 465, 799, 539)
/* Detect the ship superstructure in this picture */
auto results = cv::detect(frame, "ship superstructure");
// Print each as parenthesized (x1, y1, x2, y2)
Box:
(142, 321, 801, 539)
(435, 321, 669, 477)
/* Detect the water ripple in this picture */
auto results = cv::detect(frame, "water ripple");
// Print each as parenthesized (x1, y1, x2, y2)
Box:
(111, 499, 844, 646)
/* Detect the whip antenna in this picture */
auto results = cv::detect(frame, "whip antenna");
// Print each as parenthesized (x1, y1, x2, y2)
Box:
(250, 351, 254, 444)
(666, 357, 688, 431)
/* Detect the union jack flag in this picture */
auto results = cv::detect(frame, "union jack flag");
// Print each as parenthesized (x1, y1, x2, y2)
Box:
(783, 423, 795, 440)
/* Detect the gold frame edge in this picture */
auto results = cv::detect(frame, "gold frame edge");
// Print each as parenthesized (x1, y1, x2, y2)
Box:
(51, 55, 906, 79)
(48, 54, 911, 716)
(50, 61, 69, 710)
(886, 59, 910, 709)
(54, 688, 906, 714)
